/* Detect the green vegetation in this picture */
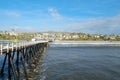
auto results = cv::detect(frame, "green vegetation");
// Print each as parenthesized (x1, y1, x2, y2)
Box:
(0, 33, 34, 40)
(0, 32, 120, 41)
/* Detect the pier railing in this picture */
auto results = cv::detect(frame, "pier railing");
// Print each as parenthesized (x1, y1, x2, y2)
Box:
(0, 41, 48, 80)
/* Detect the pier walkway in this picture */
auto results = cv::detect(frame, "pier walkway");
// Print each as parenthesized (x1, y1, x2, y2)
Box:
(0, 41, 48, 80)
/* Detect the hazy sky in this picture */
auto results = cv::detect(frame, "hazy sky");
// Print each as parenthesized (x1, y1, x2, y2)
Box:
(0, 0, 120, 34)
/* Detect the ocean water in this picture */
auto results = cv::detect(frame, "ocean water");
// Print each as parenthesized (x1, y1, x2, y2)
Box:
(40, 44, 120, 80)
(0, 43, 120, 80)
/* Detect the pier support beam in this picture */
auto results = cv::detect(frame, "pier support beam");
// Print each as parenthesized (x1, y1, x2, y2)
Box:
(0, 41, 48, 80)
(0, 54, 7, 76)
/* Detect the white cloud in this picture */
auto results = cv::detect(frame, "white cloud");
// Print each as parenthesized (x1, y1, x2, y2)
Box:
(16, 26, 35, 32)
(68, 14, 120, 34)
(0, 10, 21, 18)
(6, 11, 21, 17)
(1, 25, 35, 32)
(48, 8, 62, 19)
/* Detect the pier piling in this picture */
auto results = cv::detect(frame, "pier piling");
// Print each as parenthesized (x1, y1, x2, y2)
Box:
(0, 41, 48, 80)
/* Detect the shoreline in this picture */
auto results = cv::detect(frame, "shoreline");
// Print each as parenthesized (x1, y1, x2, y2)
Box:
(51, 40, 120, 43)
(49, 41, 120, 47)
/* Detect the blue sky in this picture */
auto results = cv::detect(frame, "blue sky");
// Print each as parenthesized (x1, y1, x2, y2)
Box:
(0, 0, 120, 34)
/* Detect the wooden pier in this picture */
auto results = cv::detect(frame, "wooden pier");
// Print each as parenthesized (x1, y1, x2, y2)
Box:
(0, 41, 48, 80)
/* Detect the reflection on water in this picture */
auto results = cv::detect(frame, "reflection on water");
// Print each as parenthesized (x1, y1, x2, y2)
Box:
(26, 51, 47, 80)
